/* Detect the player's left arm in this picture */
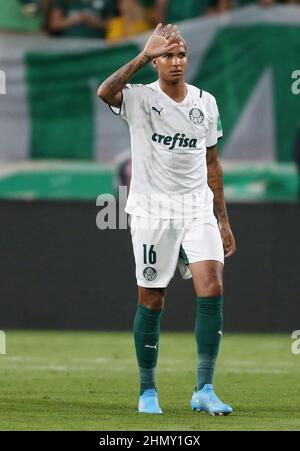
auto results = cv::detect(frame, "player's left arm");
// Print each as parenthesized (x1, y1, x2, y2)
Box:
(206, 146, 236, 258)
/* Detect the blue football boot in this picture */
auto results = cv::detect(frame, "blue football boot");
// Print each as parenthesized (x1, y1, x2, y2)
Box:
(138, 389, 163, 414)
(191, 384, 233, 416)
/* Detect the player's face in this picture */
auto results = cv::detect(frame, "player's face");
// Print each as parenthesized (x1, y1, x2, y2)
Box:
(154, 45, 188, 83)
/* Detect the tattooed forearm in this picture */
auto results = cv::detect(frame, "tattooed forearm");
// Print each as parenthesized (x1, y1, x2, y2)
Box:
(207, 157, 229, 224)
(108, 54, 150, 91)
(98, 52, 150, 105)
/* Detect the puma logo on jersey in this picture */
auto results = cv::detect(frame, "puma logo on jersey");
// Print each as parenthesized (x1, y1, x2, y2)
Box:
(152, 132, 197, 151)
(152, 106, 163, 117)
(145, 342, 159, 350)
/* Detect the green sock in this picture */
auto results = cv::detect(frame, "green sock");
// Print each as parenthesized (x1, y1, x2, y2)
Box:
(133, 304, 162, 395)
(195, 296, 223, 391)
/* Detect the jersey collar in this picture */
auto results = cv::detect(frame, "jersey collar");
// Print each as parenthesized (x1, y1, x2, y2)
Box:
(155, 80, 190, 106)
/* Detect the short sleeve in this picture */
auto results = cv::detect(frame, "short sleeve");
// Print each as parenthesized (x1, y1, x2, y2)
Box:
(205, 96, 223, 148)
(110, 84, 144, 124)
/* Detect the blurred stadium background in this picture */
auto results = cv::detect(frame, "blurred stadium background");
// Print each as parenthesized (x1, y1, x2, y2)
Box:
(0, 0, 300, 429)
(0, 0, 299, 333)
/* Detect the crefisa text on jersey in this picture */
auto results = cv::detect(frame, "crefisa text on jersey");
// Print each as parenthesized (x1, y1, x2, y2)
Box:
(99, 434, 201, 447)
(152, 132, 198, 150)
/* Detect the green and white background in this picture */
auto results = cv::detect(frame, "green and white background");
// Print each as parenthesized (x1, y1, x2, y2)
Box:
(0, 5, 299, 200)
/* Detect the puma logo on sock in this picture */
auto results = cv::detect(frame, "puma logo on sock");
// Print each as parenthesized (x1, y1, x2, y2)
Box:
(145, 342, 159, 350)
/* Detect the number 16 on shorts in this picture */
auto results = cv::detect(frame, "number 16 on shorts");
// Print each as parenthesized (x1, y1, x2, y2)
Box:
(143, 244, 158, 282)
(143, 244, 157, 264)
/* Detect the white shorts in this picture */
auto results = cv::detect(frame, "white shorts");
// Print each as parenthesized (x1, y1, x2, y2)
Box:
(130, 215, 224, 288)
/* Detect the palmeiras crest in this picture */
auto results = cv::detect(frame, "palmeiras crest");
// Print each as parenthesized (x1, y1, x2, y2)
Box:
(189, 108, 204, 125)
(143, 267, 157, 281)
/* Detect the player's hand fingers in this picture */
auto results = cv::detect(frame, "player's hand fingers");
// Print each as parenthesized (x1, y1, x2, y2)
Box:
(221, 228, 236, 258)
(168, 32, 182, 45)
(224, 236, 236, 258)
(166, 26, 179, 40)
(163, 24, 178, 39)
(154, 23, 163, 34)
(161, 24, 172, 37)
(230, 234, 237, 253)
(165, 42, 180, 52)
(224, 248, 234, 258)
(166, 31, 183, 51)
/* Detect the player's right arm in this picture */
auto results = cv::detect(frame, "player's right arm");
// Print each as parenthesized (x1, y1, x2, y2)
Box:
(97, 23, 182, 108)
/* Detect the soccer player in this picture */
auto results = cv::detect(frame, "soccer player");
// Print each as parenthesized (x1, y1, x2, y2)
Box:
(98, 23, 236, 416)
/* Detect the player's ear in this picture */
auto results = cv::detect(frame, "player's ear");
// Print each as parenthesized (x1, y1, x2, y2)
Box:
(152, 58, 158, 71)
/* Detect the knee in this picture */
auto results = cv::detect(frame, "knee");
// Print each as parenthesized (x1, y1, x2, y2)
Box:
(200, 273, 223, 297)
(202, 282, 223, 297)
(138, 287, 165, 311)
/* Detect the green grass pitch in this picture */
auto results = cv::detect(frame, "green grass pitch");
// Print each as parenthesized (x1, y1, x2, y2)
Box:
(0, 331, 299, 431)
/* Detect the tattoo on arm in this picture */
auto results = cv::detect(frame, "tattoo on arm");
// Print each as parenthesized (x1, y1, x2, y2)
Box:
(206, 148, 229, 224)
(99, 53, 150, 103)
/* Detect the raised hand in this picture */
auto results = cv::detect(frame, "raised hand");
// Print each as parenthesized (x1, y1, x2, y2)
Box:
(143, 23, 183, 60)
(98, 24, 183, 107)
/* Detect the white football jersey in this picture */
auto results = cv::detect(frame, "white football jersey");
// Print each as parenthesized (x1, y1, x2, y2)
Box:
(111, 80, 223, 219)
